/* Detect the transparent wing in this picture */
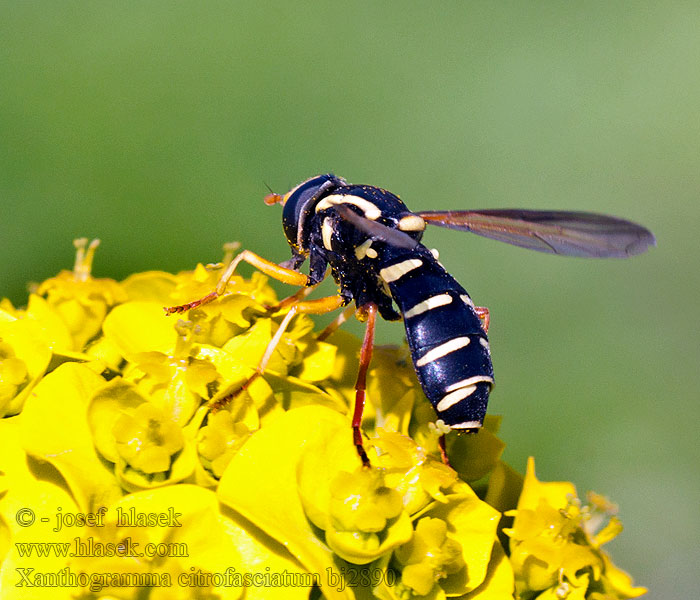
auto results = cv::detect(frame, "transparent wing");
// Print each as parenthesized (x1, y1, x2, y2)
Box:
(417, 209, 656, 258)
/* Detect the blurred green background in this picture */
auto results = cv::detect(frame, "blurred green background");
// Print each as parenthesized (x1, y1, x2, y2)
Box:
(2, 2, 698, 597)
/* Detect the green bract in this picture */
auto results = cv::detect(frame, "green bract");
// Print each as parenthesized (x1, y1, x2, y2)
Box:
(0, 240, 645, 599)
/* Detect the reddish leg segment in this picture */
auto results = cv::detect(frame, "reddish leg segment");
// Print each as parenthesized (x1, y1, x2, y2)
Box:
(438, 434, 451, 467)
(316, 304, 355, 342)
(352, 303, 377, 467)
(475, 306, 490, 333)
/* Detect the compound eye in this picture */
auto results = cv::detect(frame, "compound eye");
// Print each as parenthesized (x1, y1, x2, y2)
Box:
(290, 178, 330, 207)
(280, 174, 345, 253)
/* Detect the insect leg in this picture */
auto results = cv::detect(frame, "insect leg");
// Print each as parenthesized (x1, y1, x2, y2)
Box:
(294, 294, 347, 314)
(352, 303, 378, 467)
(475, 306, 490, 333)
(209, 294, 346, 412)
(438, 434, 451, 467)
(316, 304, 356, 342)
(165, 250, 311, 315)
(265, 285, 316, 314)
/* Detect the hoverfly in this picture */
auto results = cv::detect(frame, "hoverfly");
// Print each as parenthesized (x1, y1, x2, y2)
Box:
(167, 174, 655, 465)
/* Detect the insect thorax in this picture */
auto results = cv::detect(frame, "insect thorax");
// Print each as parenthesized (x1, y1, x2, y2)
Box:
(307, 186, 425, 320)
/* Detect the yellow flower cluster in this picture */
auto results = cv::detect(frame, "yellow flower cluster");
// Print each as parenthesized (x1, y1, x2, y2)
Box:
(0, 240, 646, 599)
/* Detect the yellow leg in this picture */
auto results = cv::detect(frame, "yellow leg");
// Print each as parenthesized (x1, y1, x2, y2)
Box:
(165, 249, 312, 315)
(294, 294, 347, 314)
(209, 294, 347, 411)
(216, 250, 308, 292)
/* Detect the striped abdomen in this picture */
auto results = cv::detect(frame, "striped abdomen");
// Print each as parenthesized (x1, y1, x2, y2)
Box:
(379, 250, 494, 430)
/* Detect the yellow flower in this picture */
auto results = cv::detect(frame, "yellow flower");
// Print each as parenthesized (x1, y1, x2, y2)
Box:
(0, 242, 647, 599)
(327, 468, 406, 558)
(85, 376, 196, 490)
(372, 429, 460, 514)
(165, 247, 279, 348)
(113, 402, 185, 474)
(504, 458, 646, 599)
(36, 238, 127, 351)
(394, 517, 465, 596)
(197, 410, 251, 477)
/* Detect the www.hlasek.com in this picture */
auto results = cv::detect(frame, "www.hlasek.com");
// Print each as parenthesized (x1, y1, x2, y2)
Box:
(15, 566, 396, 593)
(14, 536, 188, 559)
